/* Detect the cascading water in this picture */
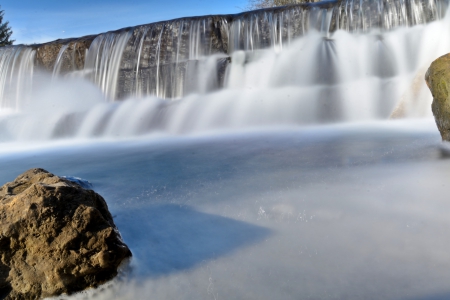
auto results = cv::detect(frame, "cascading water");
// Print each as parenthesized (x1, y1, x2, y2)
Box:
(334, 0, 446, 31)
(0, 46, 35, 111)
(2, 3, 450, 300)
(84, 31, 132, 100)
(119, 17, 227, 99)
(52, 44, 70, 78)
(0, 0, 448, 142)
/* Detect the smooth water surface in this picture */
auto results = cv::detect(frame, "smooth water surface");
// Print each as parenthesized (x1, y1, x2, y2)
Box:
(0, 120, 448, 300)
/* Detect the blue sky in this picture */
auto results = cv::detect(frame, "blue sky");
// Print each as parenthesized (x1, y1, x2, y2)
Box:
(2, 0, 247, 44)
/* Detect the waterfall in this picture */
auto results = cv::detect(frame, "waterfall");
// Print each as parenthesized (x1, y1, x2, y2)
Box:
(52, 44, 70, 78)
(76, 0, 447, 100)
(334, 0, 446, 31)
(84, 31, 132, 100)
(228, 4, 334, 52)
(0, 0, 448, 141)
(0, 46, 35, 111)
(23, 0, 445, 101)
(118, 17, 227, 99)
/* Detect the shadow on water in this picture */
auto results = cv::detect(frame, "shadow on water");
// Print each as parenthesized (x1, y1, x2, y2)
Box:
(0, 126, 443, 207)
(114, 204, 271, 278)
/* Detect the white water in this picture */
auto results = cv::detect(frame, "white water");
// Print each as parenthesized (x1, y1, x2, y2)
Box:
(0, 46, 34, 111)
(84, 31, 132, 100)
(0, 119, 444, 300)
(0, 0, 447, 111)
(0, 11, 449, 141)
(0, 1, 450, 299)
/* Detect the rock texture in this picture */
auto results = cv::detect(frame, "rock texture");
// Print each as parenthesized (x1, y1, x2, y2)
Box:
(25, 0, 445, 70)
(425, 53, 450, 141)
(0, 168, 131, 299)
(3, 0, 444, 100)
(34, 36, 96, 74)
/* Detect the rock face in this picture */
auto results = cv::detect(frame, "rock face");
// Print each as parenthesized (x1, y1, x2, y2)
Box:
(2, 0, 445, 101)
(0, 168, 131, 299)
(34, 36, 96, 74)
(26, 0, 445, 70)
(425, 53, 450, 141)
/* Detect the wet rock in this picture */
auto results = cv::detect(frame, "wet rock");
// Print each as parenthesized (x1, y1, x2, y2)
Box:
(0, 168, 131, 299)
(34, 35, 97, 73)
(425, 53, 450, 141)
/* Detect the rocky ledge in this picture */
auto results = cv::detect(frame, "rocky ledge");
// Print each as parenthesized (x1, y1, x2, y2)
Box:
(0, 168, 131, 299)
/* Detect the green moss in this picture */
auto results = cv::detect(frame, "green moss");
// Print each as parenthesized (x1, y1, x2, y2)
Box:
(438, 78, 449, 100)
(425, 53, 450, 141)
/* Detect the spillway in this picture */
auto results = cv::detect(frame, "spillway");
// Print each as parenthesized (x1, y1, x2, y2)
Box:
(1, 2, 450, 299)
(0, 0, 448, 141)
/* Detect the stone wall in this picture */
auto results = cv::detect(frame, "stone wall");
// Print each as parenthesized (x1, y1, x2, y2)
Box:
(10, 0, 447, 100)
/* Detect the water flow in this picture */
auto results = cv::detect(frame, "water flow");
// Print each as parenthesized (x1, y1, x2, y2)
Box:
(0, 46, 35, 111)
(0, 0, 448, 142)
(80, 0, 447, 101)
(228, 5, 333, 52)
(118, 17, 227, 99)
(334, 0, 446, 32)
(0, 19, 446, 141)
(52, 44, 70, 78)
(84, 31, 132, 100)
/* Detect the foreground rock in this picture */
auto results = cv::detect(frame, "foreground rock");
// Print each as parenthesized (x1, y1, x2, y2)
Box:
(0, 168, 131, 299)
(425, 53, 450, 141)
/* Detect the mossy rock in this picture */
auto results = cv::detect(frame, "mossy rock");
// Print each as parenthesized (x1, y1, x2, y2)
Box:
(425, 53, 450, 141)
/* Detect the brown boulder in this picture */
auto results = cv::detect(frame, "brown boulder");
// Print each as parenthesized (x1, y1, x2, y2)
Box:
(0, 168, 131, 299)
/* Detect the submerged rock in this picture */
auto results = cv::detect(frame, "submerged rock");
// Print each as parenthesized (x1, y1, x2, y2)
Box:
(0, 168, 131, 299)
(425, 53, 450, 141)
